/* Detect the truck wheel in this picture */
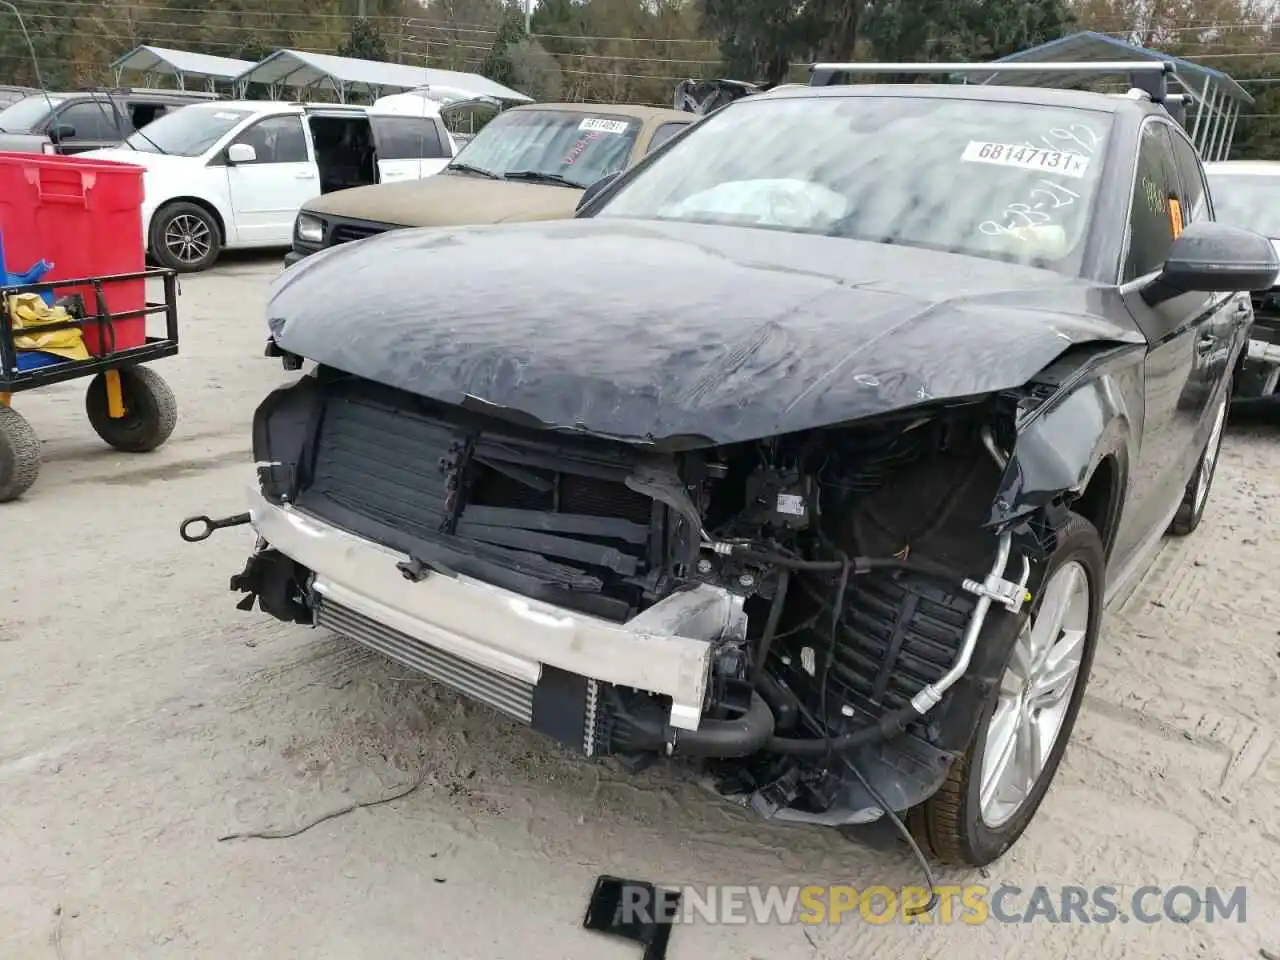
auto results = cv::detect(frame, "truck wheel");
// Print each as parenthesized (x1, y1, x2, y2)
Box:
(85, 367, 178, 453)
(1168, 387, 1228, 537)
(910, 512, 1104, 867)
(0, 405, 41, 502)
(150, 201, 220, 273)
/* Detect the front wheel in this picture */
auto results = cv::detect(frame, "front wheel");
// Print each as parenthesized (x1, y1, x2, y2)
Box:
(911, 512, 1105, 867)
(149, 201, 221, 273)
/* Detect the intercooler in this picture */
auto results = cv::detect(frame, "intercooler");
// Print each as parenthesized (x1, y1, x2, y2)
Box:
(315, 595, 610, 755)
(316, 597, 536, 723)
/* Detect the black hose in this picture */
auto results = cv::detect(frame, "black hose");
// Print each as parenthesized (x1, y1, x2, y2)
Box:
(729, 548, 965, 586)
(749, 567, 789, 689)
(613, 691, 777, 759)
(763, 703, 919, 757)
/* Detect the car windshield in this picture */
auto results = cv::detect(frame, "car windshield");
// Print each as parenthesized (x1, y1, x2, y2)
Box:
(448, 109, 640, 188)
(124, 106, 252, 156)
(1206, 173, 1280, 238)
(594, 94, 1114, 273)
(0, 94, 62, 132)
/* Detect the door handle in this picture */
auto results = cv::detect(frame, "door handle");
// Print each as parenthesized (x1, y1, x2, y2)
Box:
(295, 171, 316, 180)
(1196, 334, 1215, 355)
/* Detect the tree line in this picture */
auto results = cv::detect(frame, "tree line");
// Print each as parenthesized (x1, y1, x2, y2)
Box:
(1, 0, 1279, 157)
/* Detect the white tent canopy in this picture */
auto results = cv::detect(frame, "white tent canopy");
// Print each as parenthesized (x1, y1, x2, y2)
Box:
(111, 45, 254, 93)
(234, 50, 532, 104)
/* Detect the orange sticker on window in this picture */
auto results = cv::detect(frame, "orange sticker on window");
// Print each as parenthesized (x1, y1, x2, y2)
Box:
(1168, 197, 1184, 238)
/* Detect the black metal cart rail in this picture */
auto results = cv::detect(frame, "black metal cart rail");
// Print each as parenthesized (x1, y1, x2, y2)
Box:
(0, 268, 179, 393)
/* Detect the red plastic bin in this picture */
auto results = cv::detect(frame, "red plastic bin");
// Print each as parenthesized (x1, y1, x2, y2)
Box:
(0, 152, 147, 355)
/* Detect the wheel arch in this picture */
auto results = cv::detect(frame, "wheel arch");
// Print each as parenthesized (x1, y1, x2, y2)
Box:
(1071, 453, 1125, 560)
(987, 361, 1137, 562)
(148, 195, 229, 248)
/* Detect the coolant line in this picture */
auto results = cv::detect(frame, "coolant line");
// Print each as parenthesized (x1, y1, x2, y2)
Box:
(763, 529, 1017, 758)
(909, 530, 1013, 713)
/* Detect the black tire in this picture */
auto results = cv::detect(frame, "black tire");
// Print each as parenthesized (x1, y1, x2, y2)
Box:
(1168, 386, 1229, 537)
(0, 405, 41, 502)
(149, 201, 221, 273)
(911, 512, 1105, 867)
(85, 367, 178, 453)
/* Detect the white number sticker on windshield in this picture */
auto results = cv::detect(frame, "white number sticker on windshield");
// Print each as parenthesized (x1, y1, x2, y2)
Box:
(961, 141, 1090, 179)
(579, 118, 630, 134)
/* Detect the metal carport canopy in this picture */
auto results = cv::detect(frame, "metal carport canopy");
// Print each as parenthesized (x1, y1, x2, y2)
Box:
(111, 45, 255, 93)
(965, 30, 1253, 160)
(234, 50, 533, 104)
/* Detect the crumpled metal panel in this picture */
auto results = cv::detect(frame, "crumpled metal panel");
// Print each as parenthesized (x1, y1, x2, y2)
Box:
(265, 217, 1143, 449)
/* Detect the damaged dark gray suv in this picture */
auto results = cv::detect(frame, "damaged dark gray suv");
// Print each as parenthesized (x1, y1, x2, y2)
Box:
(195, 61, 1278, 868)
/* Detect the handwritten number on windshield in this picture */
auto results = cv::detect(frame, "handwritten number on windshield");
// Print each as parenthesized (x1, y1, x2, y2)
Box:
(1031, 123, 1101, 156)
(1029, 180, 1080, 210)
(979, 179, 1080, 238)
(979, 121, 1095, 243)
(562, 131, 601, 166)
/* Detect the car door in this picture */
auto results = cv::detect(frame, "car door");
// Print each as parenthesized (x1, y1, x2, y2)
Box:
(1167, 126, 1247, 408)
(422, 118, 453, 174)
(49, 100, 123, 153)
(1112, 119, 1217, 561)
(224, 113, 320, 245)
(371, 115, 449, 181)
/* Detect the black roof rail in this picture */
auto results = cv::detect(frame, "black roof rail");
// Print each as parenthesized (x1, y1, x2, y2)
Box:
(1161, 92, 1188, 125)
(809, 60, 1175, 104)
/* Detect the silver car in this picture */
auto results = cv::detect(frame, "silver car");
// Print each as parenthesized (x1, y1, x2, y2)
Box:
(1205, 160, 1280, 399)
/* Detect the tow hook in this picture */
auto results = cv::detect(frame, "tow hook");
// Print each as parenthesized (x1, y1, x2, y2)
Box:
(179, 512, 251, 543)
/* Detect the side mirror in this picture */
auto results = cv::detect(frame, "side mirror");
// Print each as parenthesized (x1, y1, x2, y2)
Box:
(227, 143, 257, 165)
(1142, 221, 1280, 307)
(576, 171, 622, 214)
(50, 123, 75, 142)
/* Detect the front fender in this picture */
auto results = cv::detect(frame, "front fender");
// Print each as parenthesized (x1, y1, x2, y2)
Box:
(987, 367, 1136, 530)
(142, 179, 237, 247)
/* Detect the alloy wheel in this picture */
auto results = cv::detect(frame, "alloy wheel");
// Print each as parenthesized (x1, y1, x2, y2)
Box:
(979, 559, 1091, 828)
(163, 213, 212, 266)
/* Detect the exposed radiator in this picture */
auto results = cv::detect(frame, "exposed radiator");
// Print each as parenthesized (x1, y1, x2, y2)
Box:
(294, 386, 659, 622)
(774, 570, 972, 734)
(316, 598, 535, 724)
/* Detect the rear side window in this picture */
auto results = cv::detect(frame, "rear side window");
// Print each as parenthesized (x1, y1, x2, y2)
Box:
(1169, 130, 1211, 224)
(646, 122, 688, 154)
(126, 102, 172, 132)
(1123, 122, 1180, 282)
(373, 117, 446, 159)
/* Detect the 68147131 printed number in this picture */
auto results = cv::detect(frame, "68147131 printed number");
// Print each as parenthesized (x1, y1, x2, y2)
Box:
(961, 141, 1091, 179)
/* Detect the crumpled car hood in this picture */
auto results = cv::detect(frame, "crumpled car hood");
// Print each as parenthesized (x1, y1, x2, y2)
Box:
(267, 217, 1143, 447)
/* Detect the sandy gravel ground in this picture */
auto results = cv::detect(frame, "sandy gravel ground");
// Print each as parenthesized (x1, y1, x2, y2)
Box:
(1, 256, 1279, 960)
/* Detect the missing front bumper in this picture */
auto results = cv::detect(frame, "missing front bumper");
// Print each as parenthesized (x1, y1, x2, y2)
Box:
(241, 485, 733, 734)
